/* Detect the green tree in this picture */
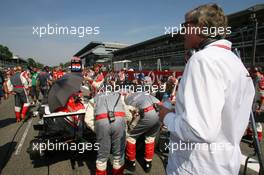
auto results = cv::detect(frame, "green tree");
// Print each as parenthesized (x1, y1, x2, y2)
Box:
(35, 62, 44, 69)
(27, 57, 44, 69)
(64, 61, 71, 68)
(0, 45, 13, 59)
(27, 58, 36, 67)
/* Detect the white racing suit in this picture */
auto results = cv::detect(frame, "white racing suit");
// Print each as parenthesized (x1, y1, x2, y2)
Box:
(94, 92, 126, 175)
(124, 92, 161, 163)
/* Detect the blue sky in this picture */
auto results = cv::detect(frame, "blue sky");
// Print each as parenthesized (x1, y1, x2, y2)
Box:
(0, 0, 263, 66)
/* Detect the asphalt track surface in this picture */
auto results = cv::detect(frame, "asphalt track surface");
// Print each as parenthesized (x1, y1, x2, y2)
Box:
(0, 97, 262, 175)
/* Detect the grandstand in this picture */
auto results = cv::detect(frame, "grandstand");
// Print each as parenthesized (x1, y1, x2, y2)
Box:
(112, 4, 264, 71)
(0, 55, 27, 69)
(74, 41, 128, 68)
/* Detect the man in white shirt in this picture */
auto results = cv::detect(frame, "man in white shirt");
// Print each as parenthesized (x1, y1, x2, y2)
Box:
(159, 4, 255, 175)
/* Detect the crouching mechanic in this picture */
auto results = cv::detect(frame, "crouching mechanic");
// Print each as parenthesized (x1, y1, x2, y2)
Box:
(124, 92, 161, 173)
(94, 92, 126, 175)
(10, 66, 30, 122)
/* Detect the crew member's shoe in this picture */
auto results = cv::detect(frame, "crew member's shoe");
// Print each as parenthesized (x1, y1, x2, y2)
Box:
(125, 159, 136, 172)
(143, 160, 152, 173)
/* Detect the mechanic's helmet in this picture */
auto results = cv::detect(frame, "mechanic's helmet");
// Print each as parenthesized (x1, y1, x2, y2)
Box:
(71, 57, 82, 72)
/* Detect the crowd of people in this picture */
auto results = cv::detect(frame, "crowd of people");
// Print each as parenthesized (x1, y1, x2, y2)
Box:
(0, 66, 63, 117)
(1, 64, 263, 113)
(0, 62, 181, 174)
(0, 64, 181, 106)
(0, 60, 263, 174)
(1, 3, 263, 175)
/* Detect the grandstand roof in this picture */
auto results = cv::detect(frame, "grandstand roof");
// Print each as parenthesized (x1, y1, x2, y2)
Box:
(0, 55, 27, 63)
(74, 41, 128, 58)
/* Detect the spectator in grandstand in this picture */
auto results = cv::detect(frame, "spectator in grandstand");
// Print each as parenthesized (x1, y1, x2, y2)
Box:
(159, 3, 255, 175)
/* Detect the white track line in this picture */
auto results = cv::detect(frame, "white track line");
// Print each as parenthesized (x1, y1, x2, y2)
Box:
(15, 119, 33, 155)
(241, 154, 259, 172)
